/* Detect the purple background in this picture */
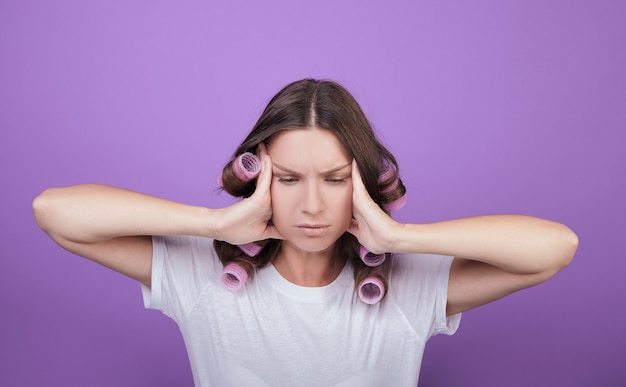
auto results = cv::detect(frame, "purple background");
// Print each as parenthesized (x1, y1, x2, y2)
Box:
(1, 1, 624, 386)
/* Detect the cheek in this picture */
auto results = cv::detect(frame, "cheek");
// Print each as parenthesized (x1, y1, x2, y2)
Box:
(332, 185, 353, 221)
(270, 186, 296, 220)
(269, 186, 282, 217)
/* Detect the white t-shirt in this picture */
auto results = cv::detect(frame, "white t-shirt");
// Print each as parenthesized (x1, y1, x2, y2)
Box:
(142, 235, 461, 387)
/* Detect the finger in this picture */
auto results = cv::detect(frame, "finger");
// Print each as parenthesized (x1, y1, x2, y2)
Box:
(254, 151, 273, 196)
(351, 160, 376, 212)
(351, 159, 369, 198)
(351, 159, 361, 186)
(257, 142, 267, 160)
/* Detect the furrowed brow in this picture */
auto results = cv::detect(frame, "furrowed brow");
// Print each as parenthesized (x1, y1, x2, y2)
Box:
(272, 162, 351, 175)
(273, 163, 301, 175)
(323, 163, 352, 174)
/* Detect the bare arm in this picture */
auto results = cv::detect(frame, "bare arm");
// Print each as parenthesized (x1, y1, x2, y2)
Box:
(387, 216, 578, 315)
(33, 149, 281, 286)
(33, 184, 213, 243)
(389, 215, 577, 275)
(32, 184, 212, 286)
(347, 161, 578, 316)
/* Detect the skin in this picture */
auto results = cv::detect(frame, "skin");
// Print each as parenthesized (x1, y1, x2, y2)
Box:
(267, 128, 353, 287)
(32, 127, 578, 316)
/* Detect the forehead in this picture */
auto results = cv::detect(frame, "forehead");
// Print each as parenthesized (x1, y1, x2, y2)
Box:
(268, 128, 350, 169)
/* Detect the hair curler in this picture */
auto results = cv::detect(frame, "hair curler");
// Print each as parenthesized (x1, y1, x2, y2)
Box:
(383, 195, 407, 212)
(359, 245, 386, 267)
(378, 158, 395, 184)
(232, 152, 261, 181)
(358, 275, 385, 305)
(238, 242, 262, 257)
(218, 152, 262, 188)
(380, 178, 399, 194)
(378, 158, 406, 211)
(221, 262, 249, 291)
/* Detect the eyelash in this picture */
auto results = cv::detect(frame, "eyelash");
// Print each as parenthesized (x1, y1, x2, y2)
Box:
(276, 177, 347, 184)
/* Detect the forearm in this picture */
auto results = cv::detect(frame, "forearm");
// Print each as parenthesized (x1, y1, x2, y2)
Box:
(390, 215, 578, 274)
(33, 184, 214, 243)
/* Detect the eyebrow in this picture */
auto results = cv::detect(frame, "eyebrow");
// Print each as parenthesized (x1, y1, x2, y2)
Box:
(272, 162, 351, 175)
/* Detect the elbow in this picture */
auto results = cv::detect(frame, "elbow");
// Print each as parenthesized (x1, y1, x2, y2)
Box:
(531, 226, 578, 286)
(553, 224, 579, 272)
(32, 188, 60, 234)
(562, 225, 578, 267)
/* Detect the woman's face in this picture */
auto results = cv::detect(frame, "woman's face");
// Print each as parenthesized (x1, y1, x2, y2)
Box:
(267, 128, 353, 255)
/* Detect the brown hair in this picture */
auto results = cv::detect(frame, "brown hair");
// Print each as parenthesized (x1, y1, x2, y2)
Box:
(215, 79, 405, 302)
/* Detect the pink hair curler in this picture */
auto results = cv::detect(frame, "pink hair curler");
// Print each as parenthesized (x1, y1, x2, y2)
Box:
(221, 262, 249, 291)
(379, 159, 404, 204)
(380, 178, 399, 194)
(383, 195, 407, 212)
(218, 152, 261, 188)
(359, 245, 386, 267)
(232, 152, 261, 181)
(238, 242, 262, 257)
(358, 276, 385, 305)
(378, 158, 395, 183)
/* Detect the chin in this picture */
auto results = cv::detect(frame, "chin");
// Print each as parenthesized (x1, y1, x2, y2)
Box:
(283, 237, 338, 255)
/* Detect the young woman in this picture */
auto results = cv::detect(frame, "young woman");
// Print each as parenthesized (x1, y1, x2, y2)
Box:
(32, 79, 578, 386)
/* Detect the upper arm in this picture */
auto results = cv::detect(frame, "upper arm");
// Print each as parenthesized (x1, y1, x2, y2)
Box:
(51, 234, 153, 287)
(32, 186, 154, 286)
(446, 257, 561, 316)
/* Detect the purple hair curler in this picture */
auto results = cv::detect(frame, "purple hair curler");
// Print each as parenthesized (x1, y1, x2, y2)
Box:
(378, 158, 406, 211)
(221, 262, 249, 291)
(380, 178, 399, 194)
(358, 276, 385, 305)
(359, 245, 386, 267)
(238, 242, 262, 257)
(383, 195, 407, 212)
(233, 152, 261, 181)
(218, 152, 262, 188)
(378, 158, 395, 184)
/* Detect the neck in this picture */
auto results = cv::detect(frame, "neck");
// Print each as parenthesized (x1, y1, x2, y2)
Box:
(273, 242, 346, 287)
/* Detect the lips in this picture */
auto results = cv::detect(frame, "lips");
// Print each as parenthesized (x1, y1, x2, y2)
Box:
(296, 224, 329, 237)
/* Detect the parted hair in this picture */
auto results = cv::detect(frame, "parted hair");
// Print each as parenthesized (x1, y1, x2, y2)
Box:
(214, 78, 406, 301)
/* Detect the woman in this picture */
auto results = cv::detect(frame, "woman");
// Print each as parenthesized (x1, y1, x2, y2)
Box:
(32, 79, 578, 386)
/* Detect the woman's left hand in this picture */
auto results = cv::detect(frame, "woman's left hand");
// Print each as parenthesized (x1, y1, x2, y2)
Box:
(347, 159, 401, 254)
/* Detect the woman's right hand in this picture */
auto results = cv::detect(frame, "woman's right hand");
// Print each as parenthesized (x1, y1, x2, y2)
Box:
(32, 143, 282, 286)
(210, 144, 284, 245)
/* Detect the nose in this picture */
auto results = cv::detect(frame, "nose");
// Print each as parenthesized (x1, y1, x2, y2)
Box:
(301, 181, 324, 215)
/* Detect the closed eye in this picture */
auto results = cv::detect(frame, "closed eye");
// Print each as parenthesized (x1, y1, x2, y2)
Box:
(326, 177, 348, 184)
(277, 177, 298, 184)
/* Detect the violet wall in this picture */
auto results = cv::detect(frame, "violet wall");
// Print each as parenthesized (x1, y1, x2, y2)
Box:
(1, 1, 624, 386)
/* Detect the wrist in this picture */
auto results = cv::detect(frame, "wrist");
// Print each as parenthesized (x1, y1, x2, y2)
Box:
(388, 222, 426, 254)
(203, 207, 224, 240)
(382, 219, 406, 253)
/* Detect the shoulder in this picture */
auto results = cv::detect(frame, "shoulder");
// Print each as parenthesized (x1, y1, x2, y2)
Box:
(390, 253, 454, 279)
(152, 235, 222, 281)
(388, 253, 455, 304)
(146, 235, 223, 319)
(386, 253, 460, 336)
(153, 235, 217, 257)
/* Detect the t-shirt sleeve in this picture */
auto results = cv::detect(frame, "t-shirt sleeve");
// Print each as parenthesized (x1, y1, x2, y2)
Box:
(141, 235, 222, 322)
(388, 254, 461, 338)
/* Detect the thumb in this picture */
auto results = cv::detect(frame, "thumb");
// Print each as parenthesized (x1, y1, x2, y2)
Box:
(253, 150, 272, 195)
